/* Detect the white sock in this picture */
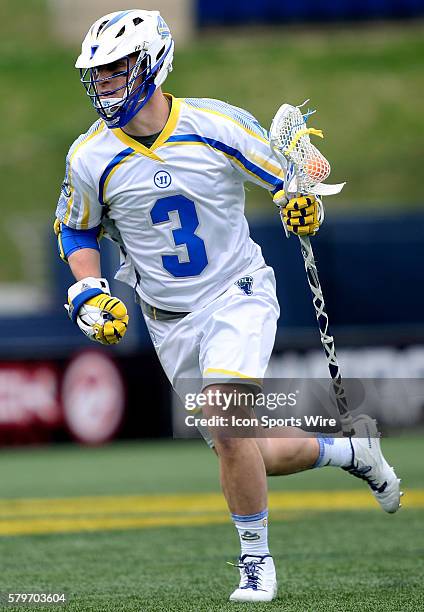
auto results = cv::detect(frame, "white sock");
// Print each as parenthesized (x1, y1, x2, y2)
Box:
(231, 509, 269, 556)
(314, 436, 353, 468)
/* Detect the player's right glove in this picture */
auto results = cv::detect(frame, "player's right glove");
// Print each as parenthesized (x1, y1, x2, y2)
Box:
(273, 191, 324, 236)
(66, 277, 129, 345)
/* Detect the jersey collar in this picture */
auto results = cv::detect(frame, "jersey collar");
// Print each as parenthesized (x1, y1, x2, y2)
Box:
(111, 94, 181, 161)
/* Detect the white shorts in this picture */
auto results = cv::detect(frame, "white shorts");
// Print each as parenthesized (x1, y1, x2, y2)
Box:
(142, 265, 280, 445)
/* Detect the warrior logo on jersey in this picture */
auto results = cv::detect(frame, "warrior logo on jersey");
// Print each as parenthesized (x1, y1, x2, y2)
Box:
(154, 170, 172, 188)
(235, 276, 253, 295)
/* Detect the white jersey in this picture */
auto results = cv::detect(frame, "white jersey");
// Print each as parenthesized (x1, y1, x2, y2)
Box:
(56, 95, 285, 311)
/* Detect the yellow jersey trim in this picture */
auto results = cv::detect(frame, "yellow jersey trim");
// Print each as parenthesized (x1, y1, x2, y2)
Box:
(80, 193, 90, 229)
(64, 121, 106, 225)
(111, 94, 181, 160)
(183, 101, 269, 145)
(111, 129, 163, 161)
(248, 152, 284, 181)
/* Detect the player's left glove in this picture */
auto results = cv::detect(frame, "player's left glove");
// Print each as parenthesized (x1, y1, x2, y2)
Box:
(66, 277, 129, 345)
(273, 191, 324, 236)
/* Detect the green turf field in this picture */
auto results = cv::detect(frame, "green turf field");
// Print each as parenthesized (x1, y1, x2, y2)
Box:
(0, 436, 422, 611)
(0, 0, 423, 281)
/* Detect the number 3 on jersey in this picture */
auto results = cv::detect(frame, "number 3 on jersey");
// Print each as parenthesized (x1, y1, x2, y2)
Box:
(150, 195, 208, 278)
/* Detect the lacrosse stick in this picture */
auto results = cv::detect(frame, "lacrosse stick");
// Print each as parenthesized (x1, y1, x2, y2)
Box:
(269, 102, 354, 436)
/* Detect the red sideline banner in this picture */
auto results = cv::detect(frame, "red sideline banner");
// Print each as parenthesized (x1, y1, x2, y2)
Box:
(62, 350, 125, 444)
(0, 350, 125, 446)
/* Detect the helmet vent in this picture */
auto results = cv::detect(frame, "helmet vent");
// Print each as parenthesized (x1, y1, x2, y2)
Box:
(156, 46, 165, 61)
(116, 26, 126, 38)
(133, 17, 144, 26)
(97, 20, 108, 37)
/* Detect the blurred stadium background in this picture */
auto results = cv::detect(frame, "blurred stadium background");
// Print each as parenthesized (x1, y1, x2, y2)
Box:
(0, 1, 423, 610)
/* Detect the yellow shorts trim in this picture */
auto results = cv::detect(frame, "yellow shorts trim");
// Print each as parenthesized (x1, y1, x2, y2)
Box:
(203, 368, 262, 385)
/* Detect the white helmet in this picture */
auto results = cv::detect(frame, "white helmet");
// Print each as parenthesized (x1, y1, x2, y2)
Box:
(76, 9, 174, 128)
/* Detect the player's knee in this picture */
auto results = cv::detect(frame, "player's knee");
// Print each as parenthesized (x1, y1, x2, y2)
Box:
(202, 383, 256, 458)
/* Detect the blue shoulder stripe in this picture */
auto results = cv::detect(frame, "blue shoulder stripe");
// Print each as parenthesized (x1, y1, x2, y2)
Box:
(166, 134, 280, 186)
(99, 147, 135, 205)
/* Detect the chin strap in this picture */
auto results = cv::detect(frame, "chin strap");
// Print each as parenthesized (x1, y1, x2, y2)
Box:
(117, 81, 156, 127)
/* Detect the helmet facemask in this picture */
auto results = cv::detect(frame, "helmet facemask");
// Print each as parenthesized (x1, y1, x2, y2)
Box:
(80, 51, 150, 128)
(80, 44, 171, 128)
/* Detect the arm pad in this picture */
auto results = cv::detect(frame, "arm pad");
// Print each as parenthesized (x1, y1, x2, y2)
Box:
(56, 222, 101, 261)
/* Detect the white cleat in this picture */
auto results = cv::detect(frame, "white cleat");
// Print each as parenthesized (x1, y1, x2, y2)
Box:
(343, 414, 401, 513)
(229, 554, 277, 602)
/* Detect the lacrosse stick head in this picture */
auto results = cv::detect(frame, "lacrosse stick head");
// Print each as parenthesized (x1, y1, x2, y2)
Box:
(270, 103, 331, 193)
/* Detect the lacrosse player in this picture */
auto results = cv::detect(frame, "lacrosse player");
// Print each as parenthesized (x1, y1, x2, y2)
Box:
(54, 10, 401, 602)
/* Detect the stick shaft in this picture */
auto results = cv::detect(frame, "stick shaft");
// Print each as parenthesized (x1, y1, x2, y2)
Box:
(299, 236, 354, 435)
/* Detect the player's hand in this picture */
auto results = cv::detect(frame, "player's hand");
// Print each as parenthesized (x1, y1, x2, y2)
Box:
(273, 191, 324, 236)
(66, 277, 129, 345)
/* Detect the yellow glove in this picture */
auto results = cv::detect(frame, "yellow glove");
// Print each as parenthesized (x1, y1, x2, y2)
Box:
(67, 277, 129, 345)
(83, 294, 129, 345)
(273, 191, 323, 236)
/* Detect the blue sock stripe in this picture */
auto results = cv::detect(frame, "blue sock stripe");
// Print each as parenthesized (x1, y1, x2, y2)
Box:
(313, 437, 325, 468)
(231, 509, 268, 522)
